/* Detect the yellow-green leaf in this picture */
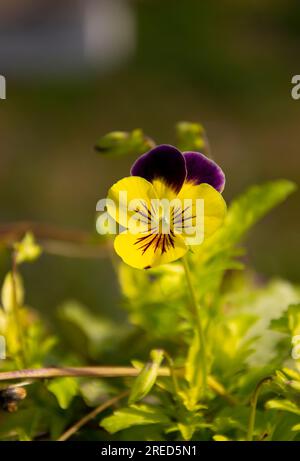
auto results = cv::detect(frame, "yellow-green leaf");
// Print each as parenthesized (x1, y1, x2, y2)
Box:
(1, 271, 24, 312)
(129, 349, 164, 404)
(14, 232, 42, 265)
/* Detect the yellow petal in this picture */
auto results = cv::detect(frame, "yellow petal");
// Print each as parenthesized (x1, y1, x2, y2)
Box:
(114, 230, 188, 269)
(176, 182, 227, 246)
(107, 176, 158, 231)
(151, 179, 178, 201)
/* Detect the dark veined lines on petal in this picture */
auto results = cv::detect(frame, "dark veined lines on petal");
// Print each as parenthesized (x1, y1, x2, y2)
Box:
(173, 205, 188, 221)
(173, 205, 196, 229)
(132, 202, 194, 257)
(134, 200, 155, 228)
(134, 230, 176, 256)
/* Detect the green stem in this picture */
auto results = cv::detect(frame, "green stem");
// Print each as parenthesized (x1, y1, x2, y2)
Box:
(182, 255, 207, 396)
(247, 377, 273, 441)
(163, 351, 181, 398)
(11, 253, 27, 368)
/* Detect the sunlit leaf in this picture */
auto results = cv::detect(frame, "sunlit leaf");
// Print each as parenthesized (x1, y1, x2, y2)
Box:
(200, 180, 297, 264)
(100, 404, 170, 434)
(129, 349, 164, 404)
(213, 434, 231, 441)
(47, 377, 79, 410)
(266, 399, 300, 416)
(14, 232, 42, 265)
(1, 271, 24, 312)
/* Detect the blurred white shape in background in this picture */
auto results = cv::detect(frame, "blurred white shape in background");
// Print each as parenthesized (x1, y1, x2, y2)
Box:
(0, 75, 6, 99)
(84, 0, 135, 69)
(0, 0, 135, 78)
(0, 335, 6, 359)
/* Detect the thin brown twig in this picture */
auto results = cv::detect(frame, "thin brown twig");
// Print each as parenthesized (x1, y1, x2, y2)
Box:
(0, 222, 90, 243)
(41, 240, 111, 259)
(0, 366, 236, 405)
(0, 221, 111, 258)
(57, 391, 129, 441)
(0, 366, 172, 382)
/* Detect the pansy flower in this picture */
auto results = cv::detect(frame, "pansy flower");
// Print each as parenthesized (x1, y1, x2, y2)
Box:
(107, 145, 226, 269)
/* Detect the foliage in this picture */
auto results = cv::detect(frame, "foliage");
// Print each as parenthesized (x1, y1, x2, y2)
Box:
(175, 121, 210, 155)
(95, 129, 154, 157)
(0, 123, 299, 441)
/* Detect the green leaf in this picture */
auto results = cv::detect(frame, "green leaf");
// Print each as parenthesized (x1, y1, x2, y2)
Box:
(129, 349, 164, 404)
(25, 322, 58, 367)
(177, 423, 195, 441)
(214, 406, 266, 435)
(57, 301, 129, 359)
(282, 367, 300, 381)
(270, 304, 300, 336)
(266, 399, 300, 416)
(269, 304, 300, 369)
(118, 263, 186, 339)
(1, 271, 24, 312)
(95, 129, 155, 157)
(14, 232, 42, 265)
(241, 281, 299, 367)
(213, 434, 231, 441)
(47, 377, 79, 410)
(100, 404, 170, 434)
(225, 180, 296, 240)
(80, 379, 116, 407)
(271, 412, 300, 441)
(175, 121, 209, 154)
(0, 408, 41, 440)
(270, 316, 290, 334)
(202, 180, 297, 261)
(190, 180, 297, 306)
(287, 304, 300, 336)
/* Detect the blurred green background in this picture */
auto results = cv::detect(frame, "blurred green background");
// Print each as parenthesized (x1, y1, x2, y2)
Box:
(0, 0, 299, 327)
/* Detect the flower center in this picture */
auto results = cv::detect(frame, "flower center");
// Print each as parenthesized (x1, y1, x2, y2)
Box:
(133, 202, 193, 255)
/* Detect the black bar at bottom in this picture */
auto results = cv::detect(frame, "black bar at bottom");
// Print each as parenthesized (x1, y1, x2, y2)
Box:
(0, 440, 298, 457)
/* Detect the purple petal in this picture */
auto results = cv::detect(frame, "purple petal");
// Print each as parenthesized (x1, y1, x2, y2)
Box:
(131, 144, 186, 194)
(183, 151, 225, 192)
